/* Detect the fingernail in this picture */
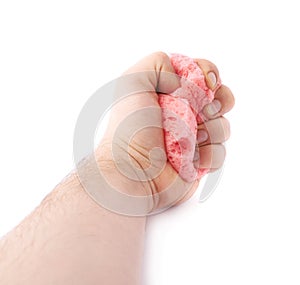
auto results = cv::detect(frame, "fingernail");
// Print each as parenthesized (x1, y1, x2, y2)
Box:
(193, 146, 200, 169)
(193, 146, 200, 162)
(206, 100, 221, 116)
(197, 129, 208, 144)
(207, 72, 217, 89)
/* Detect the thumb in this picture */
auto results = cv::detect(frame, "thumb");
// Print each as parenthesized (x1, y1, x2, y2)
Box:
(124, 51, 180, 95)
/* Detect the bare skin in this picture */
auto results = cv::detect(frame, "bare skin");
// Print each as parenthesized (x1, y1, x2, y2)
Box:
(0, 52, 234, 285)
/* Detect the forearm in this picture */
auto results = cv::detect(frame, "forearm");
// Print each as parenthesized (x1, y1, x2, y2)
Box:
(0, 172, 146, 285)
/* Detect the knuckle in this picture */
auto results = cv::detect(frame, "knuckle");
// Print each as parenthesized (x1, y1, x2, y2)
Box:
(221, 85, 235, 109)
(220, 117, 231, 141)
(152, 51, 169, 62)
(206, 60, 219, 73)
(195, 59, 220, 76)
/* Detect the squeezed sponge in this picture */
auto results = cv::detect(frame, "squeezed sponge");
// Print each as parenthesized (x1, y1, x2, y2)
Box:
(158, 54, 221, 182)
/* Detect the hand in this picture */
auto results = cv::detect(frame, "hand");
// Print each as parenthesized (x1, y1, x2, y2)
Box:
(84, 52, 235, 215)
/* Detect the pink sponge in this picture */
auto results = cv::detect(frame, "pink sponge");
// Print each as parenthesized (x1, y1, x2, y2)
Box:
(158, 54, 221, 182)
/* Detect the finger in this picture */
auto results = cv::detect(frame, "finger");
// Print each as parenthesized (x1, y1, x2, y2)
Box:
(124, 51, 180, 94)
(193, 144, 226, 170)
(107, 52, 180, 136)
(193, 58, 220, 90)
(203, 85, 235, 119)
(170, 143, 227, 207)
(197, 117, 230, 146)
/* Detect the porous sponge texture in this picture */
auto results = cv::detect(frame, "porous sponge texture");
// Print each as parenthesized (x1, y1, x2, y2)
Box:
(158, 54, 221, 182)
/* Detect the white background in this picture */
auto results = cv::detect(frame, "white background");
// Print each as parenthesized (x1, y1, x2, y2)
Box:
(1, 0, 300, 284)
